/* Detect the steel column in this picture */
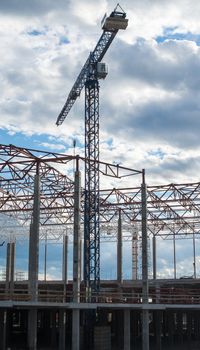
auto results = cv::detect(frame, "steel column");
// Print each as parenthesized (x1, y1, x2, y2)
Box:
(173, 234, 176, 279)
(72, 309, 80, 350)
(193, 232, 196, 278)
(73, 159, 81, 303)
(124, 309, 130, 350)
(141, 169, 149, 350)
(6, 242, 15, 295)
(153, 235, 156, 279)
(63, 234, 68, 284)
(117, 209, 122, 283)
(28, 165, 40, 350)
(44, 233, 47, 281)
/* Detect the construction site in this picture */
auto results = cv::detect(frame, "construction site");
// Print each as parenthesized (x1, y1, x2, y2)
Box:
(1, 4, 200, 350)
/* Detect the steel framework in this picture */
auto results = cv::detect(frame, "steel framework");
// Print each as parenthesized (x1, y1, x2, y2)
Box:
(1, 144, 200, 243)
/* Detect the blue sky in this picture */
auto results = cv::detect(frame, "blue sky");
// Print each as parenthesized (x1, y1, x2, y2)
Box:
(1, 0, 200, 280)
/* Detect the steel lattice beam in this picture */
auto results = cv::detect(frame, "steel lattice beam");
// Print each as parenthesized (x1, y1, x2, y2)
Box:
(2, 145, 200, 242)
(84, 79, 100, 290)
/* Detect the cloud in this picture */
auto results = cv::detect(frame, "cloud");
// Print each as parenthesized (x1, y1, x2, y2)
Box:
(0, 0, 67, 17)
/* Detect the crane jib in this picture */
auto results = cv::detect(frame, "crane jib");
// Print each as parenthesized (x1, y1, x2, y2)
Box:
(56, 9, 128, 126)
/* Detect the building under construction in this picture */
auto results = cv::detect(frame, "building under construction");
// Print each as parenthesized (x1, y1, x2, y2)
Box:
(1, 5, 200, 350)
(1, 144, 200, 350)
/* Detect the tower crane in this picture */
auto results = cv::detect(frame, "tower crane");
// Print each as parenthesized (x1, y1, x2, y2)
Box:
(56, 4, 128, 291)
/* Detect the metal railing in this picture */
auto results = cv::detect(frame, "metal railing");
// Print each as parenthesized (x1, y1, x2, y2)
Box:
(1, 287, 200, 305)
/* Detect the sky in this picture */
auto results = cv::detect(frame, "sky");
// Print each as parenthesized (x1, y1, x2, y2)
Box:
(1, 0, 200, 280)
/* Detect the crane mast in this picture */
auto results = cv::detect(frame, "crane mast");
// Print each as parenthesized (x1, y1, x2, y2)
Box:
(56, 5, 128, 291)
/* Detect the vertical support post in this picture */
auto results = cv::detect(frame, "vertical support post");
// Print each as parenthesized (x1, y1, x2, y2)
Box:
(80, 238, 82, 282)
(153, 235, 156, 280)
(141, 169, 149, 350)
(154, 310, 162, 350)
(124, 309, 130, 350)
(59, 309, 66, 350)
(72, 309, 80, 350)
(117, 209, 122, 284)
(28, 166, 40, 301)
(173, 234, 176, 279)
(0, 311, 7, 350)
(72, 157, 81, 350)
(73, 157, 81, 303)
(6, 241, 15, 296)
(3, 311, 6, 350)
(10, 242, 15, 294)
(6, 243, 11, 294)
(28, 163, 40, 350)
(63, 234, 68, 284)
(63, 233, 68, 301)
(193, 232, 196, 278)
(167, 311, 174, 347)
(44, 232, 47, 281)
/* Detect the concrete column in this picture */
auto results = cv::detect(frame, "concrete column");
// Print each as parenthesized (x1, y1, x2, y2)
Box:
(152, 235, 156, 279)
(187, 312, 192, 340)
(44, 232, 47, 281)
(10, 242, 15, 294)
(111, 310, 123, 349)
(154, 311, 162, 350)
(50, 311, 57, 347)
(6, 243, 11, 294)
(173, 234, 176, 279)
(0, 311, 7, 350)
(167, 311, 174, 347)
(124, 309, 130, 350)
(132, 311, 140, 346)
(28, 171, 40, 301)
(73, 159, 81, 303)
(80, 238, 83, 282)
(62, 234, 68, 284)
(6, 241, 15, 296)
(59, 309, 66, 350)
(63, 234, 68, 301)
(28, 309, 37, 350)
(193, 233, 196, 278)
(141, 170, 149, 350)
(28, 168, 40, 350)
(72, 309, 80, 350)
(177, 312, 183, 343)
(117, 209, 122, 284)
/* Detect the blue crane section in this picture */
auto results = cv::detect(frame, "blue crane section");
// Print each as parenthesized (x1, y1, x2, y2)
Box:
(56, 5, 128, 126)
(56, 4, 128, 292)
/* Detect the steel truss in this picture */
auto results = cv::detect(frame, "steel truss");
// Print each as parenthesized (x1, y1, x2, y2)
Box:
(1, 144, 200, 242)
(0, 144, 141, 237)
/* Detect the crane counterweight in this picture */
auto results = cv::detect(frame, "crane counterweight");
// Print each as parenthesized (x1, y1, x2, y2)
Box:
(102, 11, 128, 31)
